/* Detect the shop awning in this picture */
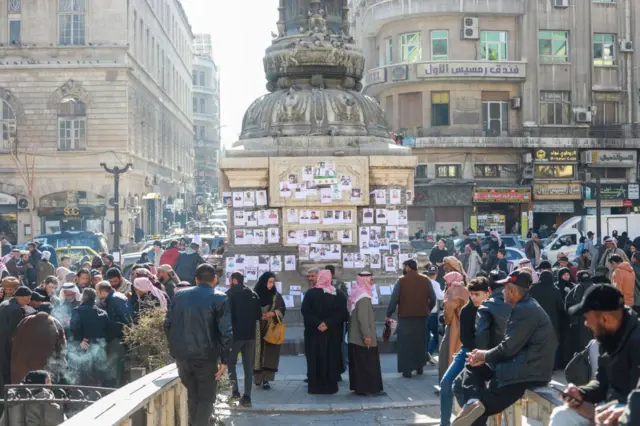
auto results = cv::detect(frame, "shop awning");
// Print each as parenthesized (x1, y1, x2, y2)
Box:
(142, 193, 160, 200)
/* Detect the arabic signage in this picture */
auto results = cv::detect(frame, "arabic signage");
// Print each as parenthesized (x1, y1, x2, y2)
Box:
(533, 201, 575, 214)
(583, 183, 639, 200)
(473, 187, 531, 203)
(534, 148, 578, 163)
(0, 193, 16, 205)
(584, 200, 630, 208)
(534, 183, 582, 200)
(416, 61, 525, 79)
(390, 65, 408, 81)
(366, 68, 387, 85)
(584, 150, 637, 167)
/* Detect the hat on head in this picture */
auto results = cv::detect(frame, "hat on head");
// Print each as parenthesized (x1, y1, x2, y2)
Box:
(41, 251, 51, 261)
(90, 269, 102, 279)
(11, 248, 20, 253)
(497, 270, 533, 290)
(29, 292, 44, 302)
(568, 284, 624, 316)
(538, 260, 552, 270)
(587, 231, 594, 237)
(425, 264, 438, 275)
(153, 240, 162, 247)
(14, 286, 32, 297)
(157, 264, 173, 273)
(604, 236, 616, 244)
(577, 270, 592, 282)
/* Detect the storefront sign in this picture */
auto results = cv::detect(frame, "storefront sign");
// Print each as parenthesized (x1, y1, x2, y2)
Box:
(390, 65, 408, 81)
(534, 183, 582, 200)
(629, 184, 640, 200)
(583, 184, 637, 200)
(414, 185, 473, 207)
(416, 61, 525, 79)
(534, 148, 577, 163)
(584, 199, 627, 208)
(0, 193, 16, 205)
(63, 207, 80, 216)
(533, 201, 575, 214)
(366, 68, 387, 85)
(583, 150, 637, 167)
(473, 187, 531, 203)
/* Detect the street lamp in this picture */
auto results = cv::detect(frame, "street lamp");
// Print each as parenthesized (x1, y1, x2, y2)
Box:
(100, 162, 133, 254)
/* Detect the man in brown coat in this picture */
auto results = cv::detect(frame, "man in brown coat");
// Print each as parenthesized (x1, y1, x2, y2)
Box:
(11, 304, 66, 383)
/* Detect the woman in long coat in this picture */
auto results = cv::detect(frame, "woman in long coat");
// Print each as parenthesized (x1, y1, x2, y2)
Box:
(438, 257, 469, 379)
(253, 272, 286, 390)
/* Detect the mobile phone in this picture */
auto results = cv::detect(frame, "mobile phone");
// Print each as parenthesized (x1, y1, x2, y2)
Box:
(550, 385, 582, 403)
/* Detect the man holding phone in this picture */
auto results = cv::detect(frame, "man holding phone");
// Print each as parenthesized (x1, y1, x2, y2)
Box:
(549, 284, 640, 426)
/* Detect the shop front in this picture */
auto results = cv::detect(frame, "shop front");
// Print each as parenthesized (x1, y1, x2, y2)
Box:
(414, 184, 473, 235)
(532, 182, 582, 227)
(0, 193, 18, 243)
(583, 183, 639, 215)
(38, 191, 107, 234)
(472, 186, 531, 234)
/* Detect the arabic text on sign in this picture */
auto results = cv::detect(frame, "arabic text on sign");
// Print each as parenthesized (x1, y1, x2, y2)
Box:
(417, 62, 524, 78)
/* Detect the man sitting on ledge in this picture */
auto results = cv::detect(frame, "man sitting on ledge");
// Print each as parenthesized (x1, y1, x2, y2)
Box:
(549, 284, 640, 426)
(452, 270, 557, 426)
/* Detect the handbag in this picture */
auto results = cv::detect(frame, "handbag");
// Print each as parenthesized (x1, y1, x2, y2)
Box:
(263, 295, 286, 345)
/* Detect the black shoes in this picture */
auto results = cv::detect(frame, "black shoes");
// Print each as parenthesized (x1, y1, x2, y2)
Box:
(262, 381, 271, 390)
(402, 372, 412, 378)
(239, 395, 252, 407)
(230, 390, 241, 400)
(417, 368, 424, 375)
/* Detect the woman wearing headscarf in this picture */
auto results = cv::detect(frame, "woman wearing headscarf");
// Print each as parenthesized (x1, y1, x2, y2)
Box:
(130, 277, 167, 322)
(301, 269, 348, 394)
(253, 271, 286, 390)
(36, 251, 55, 288)
(347, 271, 384, 396)
(438, 270, 470, 380)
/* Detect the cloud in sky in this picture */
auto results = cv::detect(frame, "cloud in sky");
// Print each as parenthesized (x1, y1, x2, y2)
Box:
(181, 0, 278, 148)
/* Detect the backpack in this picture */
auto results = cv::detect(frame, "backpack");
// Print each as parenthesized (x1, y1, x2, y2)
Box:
(565, 340, 595, 386)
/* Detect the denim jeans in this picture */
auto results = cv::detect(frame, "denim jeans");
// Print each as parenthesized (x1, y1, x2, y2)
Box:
(440, 348, 468, 426)
(426, 312, 439, 354)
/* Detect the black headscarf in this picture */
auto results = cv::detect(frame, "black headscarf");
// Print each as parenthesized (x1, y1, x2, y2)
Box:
(91, 256, 103, 269)
(254, 271, 277, 307)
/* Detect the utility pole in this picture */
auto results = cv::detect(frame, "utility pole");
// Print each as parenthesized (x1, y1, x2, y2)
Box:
(100, 163, 133, 256)
(595, 173, 602, 246)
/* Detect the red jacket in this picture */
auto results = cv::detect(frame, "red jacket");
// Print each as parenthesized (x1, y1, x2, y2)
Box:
(159, 247, 180, 268)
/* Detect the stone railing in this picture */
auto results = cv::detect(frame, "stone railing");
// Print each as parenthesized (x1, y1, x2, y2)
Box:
(60, 363, 187, 426)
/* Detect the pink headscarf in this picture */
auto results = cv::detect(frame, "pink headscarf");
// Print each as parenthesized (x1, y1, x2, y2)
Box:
(348, 272, 372, 314)
(314, 270, 336, 295)
(516, 259, 539, 282)
(444, 271, 468, 301)
(490, 230, 502, 248)
(134, 277, 167, 310)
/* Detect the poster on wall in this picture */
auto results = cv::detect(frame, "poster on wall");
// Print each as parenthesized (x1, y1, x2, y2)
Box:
(256, 190, 268, 206)
(363, 208, 374, 224)
(312, 161, 338, 185)
(232, 192, 243, 207)
(243, 191, 255, 207)
(375, 189, 386, 205)
(285, 255, 296, 271)
(223, 192, 232, 207)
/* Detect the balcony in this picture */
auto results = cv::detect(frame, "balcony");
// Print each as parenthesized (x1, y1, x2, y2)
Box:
(357, 0, 526, 36)
(192, 111, 216, 122)
(363, 60, 526, 96)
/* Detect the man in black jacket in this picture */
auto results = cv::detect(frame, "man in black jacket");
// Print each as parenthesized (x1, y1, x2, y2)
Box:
(453, 270, 512, 407)
(565, 270, 595, 360)
(226, 272, 262, 407)
(549, 284, 640, 426)
(0, 286, 30, 408)
(165, 264, 232, 426)
(174, 243, 206, 286)
(452, 271, 557, 426)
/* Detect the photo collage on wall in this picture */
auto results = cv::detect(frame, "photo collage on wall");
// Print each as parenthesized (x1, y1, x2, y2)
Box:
(279, 161, 362, 202)
(227, 190, 282, 246)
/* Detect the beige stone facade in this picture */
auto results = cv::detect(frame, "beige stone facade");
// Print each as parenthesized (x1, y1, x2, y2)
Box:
(0, 0, 195, 244)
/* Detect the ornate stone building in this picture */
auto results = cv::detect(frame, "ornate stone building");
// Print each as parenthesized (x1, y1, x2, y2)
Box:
(352, 0, 640, 235)
(0, 0, 195, 243)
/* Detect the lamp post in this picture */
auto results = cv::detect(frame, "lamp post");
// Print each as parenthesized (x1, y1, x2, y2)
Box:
(100, 163, 133, 254)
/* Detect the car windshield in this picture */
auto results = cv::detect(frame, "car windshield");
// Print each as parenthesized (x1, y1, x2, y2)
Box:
(544, 234, 559, 247)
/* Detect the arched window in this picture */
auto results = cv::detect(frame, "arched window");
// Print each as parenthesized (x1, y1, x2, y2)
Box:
(0, 100, 16, 152)
(58, 97, 86, 150)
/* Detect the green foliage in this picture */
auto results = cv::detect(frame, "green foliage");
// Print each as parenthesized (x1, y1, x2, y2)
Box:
(123, 306, 173, 372)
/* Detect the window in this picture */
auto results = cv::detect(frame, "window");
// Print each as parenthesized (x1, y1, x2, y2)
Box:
(538, 31, 568, 63)
(540, 91, 570, 125)
(593, 0, 616, 3)
(199, 72, 205, 86)
(58, 0, 86, 45)
(436, 165, 460, 178)
(192, 72, 197, 86)
(58, 97, 86, 150)
(415, 164, 427, 178)
(9, 19, 20, 45)
(199, 98, 205, 114)
(474, 165, 499, 177)
(0, 100, 16, 151)
(8, 0, 21, 13)
(601, 168, 627, 179)
(199, 126, 206, 139)
(431, 92, 450, 126)
(384, 38, 393, 65)
(534, 164, 575, 179)
(400, 32, 421, 62)
(481, 31, 507, 61)
(482, 101, 509, 135)
(431, 31, 448, 61)
(593, 34, 615, 66)
(594, 93, 619, 125)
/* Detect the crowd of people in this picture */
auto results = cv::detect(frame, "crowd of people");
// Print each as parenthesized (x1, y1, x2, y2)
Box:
(0, 239, 209, 424)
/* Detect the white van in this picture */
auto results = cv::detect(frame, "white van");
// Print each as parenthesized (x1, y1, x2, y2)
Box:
(541, 214, 640, 262)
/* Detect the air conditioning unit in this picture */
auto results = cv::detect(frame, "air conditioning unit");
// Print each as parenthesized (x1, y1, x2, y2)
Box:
(620, 39, 634, 52)
(510, 96, 522, 109)
(522, 168, 534, 180)
(462, 17, 479, 40)
(17, 198, 29, 210)
(581, 150, 594, 165)
(553, 0, 569, 8)
(575, 110, 592, 123)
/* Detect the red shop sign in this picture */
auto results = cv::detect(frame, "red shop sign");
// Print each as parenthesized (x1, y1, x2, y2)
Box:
(473, 188, 531, 203)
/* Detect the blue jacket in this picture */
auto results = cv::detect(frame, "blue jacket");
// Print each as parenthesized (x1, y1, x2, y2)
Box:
(164, 284, 232, 363)
(70, 302, 109, 343)
(102, 290, 132, 341)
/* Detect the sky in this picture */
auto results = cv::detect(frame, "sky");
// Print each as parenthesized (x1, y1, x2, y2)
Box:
(180, 0, 278, 148)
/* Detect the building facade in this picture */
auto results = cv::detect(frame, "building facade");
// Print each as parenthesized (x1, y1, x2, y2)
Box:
(352, 0, 640, 236)
(192, 33, 221, 198)
(0, 0, 195, 244)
